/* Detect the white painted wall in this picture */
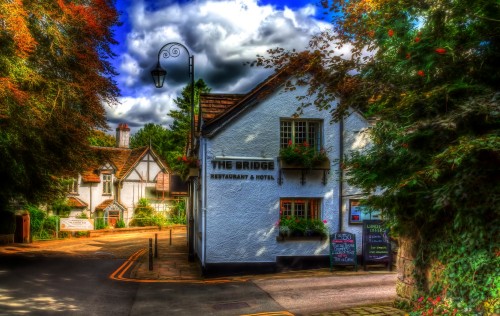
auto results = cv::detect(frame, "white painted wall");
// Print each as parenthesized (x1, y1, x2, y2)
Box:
(198, 84, 371, 264)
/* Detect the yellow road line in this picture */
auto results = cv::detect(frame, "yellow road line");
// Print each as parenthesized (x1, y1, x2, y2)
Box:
(240, 312, 294, 316)
(109, 248, 145, 280)
(109, 249, 248, 284)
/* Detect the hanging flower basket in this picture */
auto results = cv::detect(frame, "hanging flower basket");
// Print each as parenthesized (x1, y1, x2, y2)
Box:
(279, 141, 329, 169)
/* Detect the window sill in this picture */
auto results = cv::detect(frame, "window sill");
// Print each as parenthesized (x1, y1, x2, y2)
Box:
(102, 194, 112, 196)
(276, 235, 325, 242)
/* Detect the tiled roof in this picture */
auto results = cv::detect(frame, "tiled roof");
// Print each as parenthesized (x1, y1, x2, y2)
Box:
(200, 94, 244, 123)
(82, 170, 100, 183)
(95, 199, 114, 211)
(200, 69, 289, 137)
(81, 146, 169, 183)
(67, 197, 87, 208)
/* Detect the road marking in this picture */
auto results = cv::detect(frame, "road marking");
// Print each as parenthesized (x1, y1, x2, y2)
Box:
(109, 248, 145, 280)
(109, 249, 249, 284)
(240, 312, 294, 316)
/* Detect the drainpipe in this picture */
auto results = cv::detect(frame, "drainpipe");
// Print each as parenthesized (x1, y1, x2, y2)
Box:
(202, 139, 208, 272)
(338, 117, 344, 232)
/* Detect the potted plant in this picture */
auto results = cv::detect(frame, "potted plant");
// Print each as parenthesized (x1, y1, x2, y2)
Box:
(279, 140, 328, 169)
(277, 216, 328, 239)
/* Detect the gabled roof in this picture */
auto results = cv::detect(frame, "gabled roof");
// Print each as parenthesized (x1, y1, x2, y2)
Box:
(67, 197, 87, 208)
(81, 146, 169, 183)
(95, 199, 126, 212)
(200, 94, 245, 123)
(200, 69, 289, 137)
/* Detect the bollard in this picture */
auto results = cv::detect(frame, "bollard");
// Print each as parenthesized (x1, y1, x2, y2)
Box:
(155, 233, 158, 258)
(170, 228, 172, 246)
(149, 238, 153, 271)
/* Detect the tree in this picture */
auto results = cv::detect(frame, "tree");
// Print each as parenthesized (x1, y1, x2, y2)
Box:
(130, 123, 170, 157)
(0, 1, 120, 209)
(131, 79, 210, 177)
(167, 79, 210, 175)
(256, 0, 499, 313)
(89, 130, 116, 147)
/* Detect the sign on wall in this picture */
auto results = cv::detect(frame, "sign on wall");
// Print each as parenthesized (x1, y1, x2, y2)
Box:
(362, 220, 392, 271)
(329, 232, 357, 271)
(349, 199, 382, 224)
(210, 158, 276, 181)
(60, 218, 94, 231)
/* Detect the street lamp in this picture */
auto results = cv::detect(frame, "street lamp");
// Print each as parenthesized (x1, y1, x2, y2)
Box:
(151, 42, 195, 262)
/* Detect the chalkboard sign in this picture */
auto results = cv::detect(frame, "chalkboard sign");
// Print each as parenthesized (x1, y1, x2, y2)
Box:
(362, 220, 392, 271)
(329, 232, 357, 271)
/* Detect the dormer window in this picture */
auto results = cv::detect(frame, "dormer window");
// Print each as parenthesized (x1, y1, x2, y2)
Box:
(103, 173, 112, 195)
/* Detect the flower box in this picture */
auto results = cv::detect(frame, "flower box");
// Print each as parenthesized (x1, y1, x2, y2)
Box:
(188, 168, 199, 178)
(276, 235, 325, 242)
(279, 158, 330, 170)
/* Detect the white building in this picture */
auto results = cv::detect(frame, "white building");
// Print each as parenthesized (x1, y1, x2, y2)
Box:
(66, 124, 187, 226)
(190, 71, 373, 276)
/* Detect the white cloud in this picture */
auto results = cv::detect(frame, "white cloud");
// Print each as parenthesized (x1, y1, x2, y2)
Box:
(107, 0, 330, 132)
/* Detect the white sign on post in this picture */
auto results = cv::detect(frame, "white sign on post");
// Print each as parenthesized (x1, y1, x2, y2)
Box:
(60, 218, 94, 231)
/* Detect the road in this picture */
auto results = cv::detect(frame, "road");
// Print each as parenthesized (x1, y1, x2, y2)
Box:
(0, 233, 398, 315)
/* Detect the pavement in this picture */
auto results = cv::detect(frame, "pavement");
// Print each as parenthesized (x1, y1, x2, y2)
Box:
(0, 227, 408, 315)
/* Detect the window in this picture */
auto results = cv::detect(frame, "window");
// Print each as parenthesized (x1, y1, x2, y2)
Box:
(280, 119, 322, 151)
(103, 174, 112, 195)
(349, 199, 382, 224)
(280, 198, 321, 220)
(65, 177, 78, 194)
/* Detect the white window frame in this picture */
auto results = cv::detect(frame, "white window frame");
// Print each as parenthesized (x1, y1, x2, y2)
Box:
(102, 173, 112, 195)
(280, 119, 323, 151)
(280, 198, 321, 220)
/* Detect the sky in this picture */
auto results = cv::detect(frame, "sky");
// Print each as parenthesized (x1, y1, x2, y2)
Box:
(107, 0, 332, 134)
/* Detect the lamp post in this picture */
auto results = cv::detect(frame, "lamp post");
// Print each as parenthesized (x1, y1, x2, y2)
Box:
(151, 42, 195, 261)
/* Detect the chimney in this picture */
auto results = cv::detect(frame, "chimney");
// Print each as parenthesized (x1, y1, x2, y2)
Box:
(116, 123, 130, 148)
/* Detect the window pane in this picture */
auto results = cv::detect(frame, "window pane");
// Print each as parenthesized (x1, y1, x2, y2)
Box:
(280, 121, 292, 148)
(308, 123, 317, 150)
(280, 198, 321, 220)
(281, 200, 292, 217)
(295, 201, 305, 218)
(295, 121, 306, 144)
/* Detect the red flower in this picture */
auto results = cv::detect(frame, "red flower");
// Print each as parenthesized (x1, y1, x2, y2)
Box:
(288, 139, 293, 146)
(414, 37, 421, 43)
(388, 29, 394, 37)
(402, 143, 409, 148)
(417, 70, 425, 77)
(303, 141, 309, 147)
(323, 220, 328, 224)
(405, 53, 411, 59)
(435, 48, 446, 54)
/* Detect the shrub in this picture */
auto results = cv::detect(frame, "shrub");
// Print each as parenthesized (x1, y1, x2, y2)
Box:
(115, 219, 126, 228)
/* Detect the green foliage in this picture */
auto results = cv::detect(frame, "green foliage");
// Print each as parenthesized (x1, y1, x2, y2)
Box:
(130, 198, 157, 227)
(278, 216, 328, 237)
(94, 218, 107, 230)
(51, 198, 71, 217)
(115, 219, 126, 228)
(169, 199, 187, 225)
(27, 205, 58, 240)
(0, 1, 120, 206)
(279, 141, 328, 168)
(130, 80, 210, 178)
(89, 130, 116, 147)
(166, 79, 210, 175)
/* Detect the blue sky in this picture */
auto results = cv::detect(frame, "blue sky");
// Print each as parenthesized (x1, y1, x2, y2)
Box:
(107, 0, 330, 133)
